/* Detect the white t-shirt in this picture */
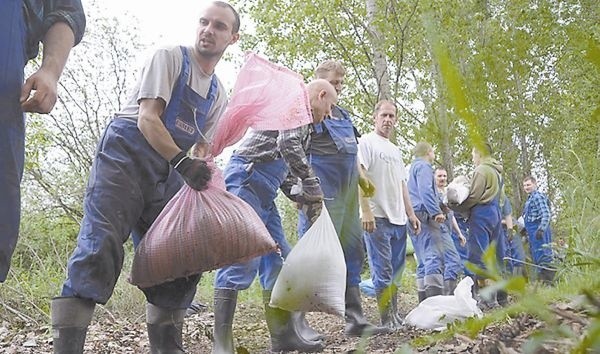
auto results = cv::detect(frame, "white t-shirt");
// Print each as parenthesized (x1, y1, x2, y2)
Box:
(358, 132, 408, 225)
(116, 45, 228, 143)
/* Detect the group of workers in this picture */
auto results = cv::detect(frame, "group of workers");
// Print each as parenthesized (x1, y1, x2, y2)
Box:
(0, 1, 557, 353)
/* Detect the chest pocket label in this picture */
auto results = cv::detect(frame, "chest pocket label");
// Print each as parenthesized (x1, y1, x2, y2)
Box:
(175, 118, 195, 135)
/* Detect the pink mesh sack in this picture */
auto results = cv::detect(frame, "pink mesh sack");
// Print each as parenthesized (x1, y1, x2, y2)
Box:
(130, 53, 311, 288)
(210, 52, 312, 156)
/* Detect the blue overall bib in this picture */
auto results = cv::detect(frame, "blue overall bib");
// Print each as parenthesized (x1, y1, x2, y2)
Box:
(440, 212, 462, 281)
(61, 47, 218, 309)
(364, 219, 407, 293)
(298, 110, 364, 286)
(214, 155, 290, 291)
(523, 199, 553, 268)
(0, 0, 27, 282)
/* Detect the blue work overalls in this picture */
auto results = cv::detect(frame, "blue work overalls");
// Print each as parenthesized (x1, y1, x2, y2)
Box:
(0, 0, 27, 282)
(523, 198, 554, 268)
(439, 210, 462, 281)
(452, 215, 471, 276)
(61, 47, 218, 309)
(298, 108, 364, 287)
(466, 179, 506, 274)
(214, 155, 290, 291)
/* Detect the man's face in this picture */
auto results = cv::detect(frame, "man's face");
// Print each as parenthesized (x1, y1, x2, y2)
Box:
(374, 103, 397, 139)
(320, 71, 344, 95)
(435, 169, 448, 188)
(195, 4, 239, 59)
(523, 180, 536, 194)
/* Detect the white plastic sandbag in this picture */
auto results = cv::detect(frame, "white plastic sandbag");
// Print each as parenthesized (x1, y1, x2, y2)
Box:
(404, 277, 482, 330)
(446, 175, 470, 205)
(270, 205, 346, 317)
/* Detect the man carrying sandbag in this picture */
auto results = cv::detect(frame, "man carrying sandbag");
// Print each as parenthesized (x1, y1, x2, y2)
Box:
(451, 143, 506, 309)
(357, 100, 420, 330)
(50, 2, 240, 353)
(297, 60, 388, 339)
(212, 79, 337, 354)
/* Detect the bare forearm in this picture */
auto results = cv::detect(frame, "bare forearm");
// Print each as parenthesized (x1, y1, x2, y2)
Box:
(41, 22, 75, 80)
(138, 113, 182, 161)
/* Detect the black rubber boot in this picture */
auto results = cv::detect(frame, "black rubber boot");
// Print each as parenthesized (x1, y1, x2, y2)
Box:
(375, 291, 395, 329)
(146, 303, 186, 354)
(496, 290, 508, 307)
(262, 291, 324, 353)
(443, 280, 457, 296)
(539, 269, 556, 285)
(417, 290, 427, 303)
(471, 278, 499, 310)
(425, 286, 443, 298)
(390, 291, 403, 327)
(291, 312, 326, 341)
(51, 297, 95, 354)
(212, 289, 237, 354)
(344, 286, 390, 337)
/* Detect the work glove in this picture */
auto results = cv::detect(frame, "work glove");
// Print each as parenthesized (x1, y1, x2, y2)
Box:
(300, 200, 323, 225)
(535, 229, 544, 240)
(358, 176, 376, 198)
(301, 177, 324, 203)
(170, 151, 212, 191)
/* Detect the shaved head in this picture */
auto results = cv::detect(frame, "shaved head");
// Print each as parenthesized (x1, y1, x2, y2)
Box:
(306, 79, 338, 124)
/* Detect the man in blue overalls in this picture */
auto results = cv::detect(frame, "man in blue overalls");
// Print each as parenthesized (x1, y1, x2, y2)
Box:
(453, 143, 506, 309)
(212, 79, 338, 354)
(407, 142, 447, 300)
(522, 176, 555, 284)
(50, 3, 240, 353)
(297, 60, 387, 338)
(0, 0, 85, 284)
(434, 167, 466, 295)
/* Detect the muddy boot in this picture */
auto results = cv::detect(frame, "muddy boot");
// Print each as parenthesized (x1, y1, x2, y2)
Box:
(291, 312, 326, 341)
(344, 286, 390, 337)
(390, 291, 403, 327)
(146, 303, 185, 354)
(212, 289, 237, 354)
(539, 269, 556, 285)
(51, 297, 95, 354)
(425, 285, 443, 298)
(262, 291, 324, 353)
(472, 279, 499, 310)
(375, 291, 394, 329)
(496, 290, 508, 307)
(443, 280, 457, 296)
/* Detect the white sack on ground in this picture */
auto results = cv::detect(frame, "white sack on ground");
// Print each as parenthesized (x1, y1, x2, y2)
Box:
(270, 205, 346, 317)
(404, 277, 482, 330)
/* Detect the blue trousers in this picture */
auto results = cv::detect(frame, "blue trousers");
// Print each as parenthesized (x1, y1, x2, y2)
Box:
(408, 211, 445, 290)
(215, 156, 290, 291)
(298, 153, 364, 286)
(364, 218, 406, 293)
(61, 119, 199, 310)
(440, 224, 462, 281)
(0, 0, 27, 282)
(503, 227, 526, 273)
(525, 220, 553, 269)
(467, 201, 506, 274)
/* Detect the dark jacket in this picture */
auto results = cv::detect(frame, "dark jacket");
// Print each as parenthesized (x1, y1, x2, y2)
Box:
(23, 0, 86, 61)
